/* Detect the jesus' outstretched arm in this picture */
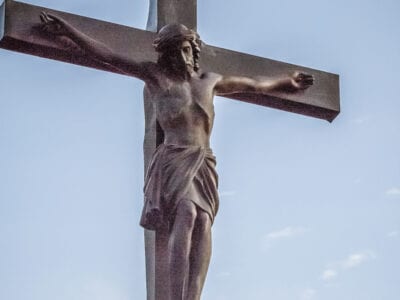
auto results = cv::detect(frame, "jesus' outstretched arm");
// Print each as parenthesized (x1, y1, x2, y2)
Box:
(214, 71, 314, 95)
(40, 12, 152, 81)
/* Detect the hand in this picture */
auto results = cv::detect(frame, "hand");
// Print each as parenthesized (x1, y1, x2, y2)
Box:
(291, 71, 314, 90)
(40, 11, 70, 36)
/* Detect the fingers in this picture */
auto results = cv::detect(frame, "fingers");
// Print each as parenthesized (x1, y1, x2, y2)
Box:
(40, 11, 59, 23)
(46, 12, 59, 22)
(40, 11, 69, 36)
(295, 72, 312, 80)
(40, 11, 55, 34)
(303, 76, 314, 85)
(40, 11, 55, 26)
(40, 11, 49, 23)
(292, 71, 314, 90)
(296, 72, 314, 86)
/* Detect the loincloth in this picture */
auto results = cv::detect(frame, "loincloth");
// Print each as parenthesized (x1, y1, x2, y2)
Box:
(140, 144, 219, 231)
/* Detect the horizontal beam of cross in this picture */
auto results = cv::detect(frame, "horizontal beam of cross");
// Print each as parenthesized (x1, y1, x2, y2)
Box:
(0, 0, 339, 122)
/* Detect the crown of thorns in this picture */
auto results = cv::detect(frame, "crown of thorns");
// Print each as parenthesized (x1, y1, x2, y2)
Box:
(153, 23, 202, 53)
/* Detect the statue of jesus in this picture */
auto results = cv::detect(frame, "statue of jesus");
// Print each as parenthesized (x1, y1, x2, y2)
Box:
(40, 12, 314, 300)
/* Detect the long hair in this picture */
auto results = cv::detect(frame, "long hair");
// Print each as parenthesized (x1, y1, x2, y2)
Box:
(153, 24, 202, 73)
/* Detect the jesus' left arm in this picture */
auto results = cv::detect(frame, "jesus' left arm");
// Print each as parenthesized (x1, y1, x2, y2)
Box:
(214, 71, 314, 95)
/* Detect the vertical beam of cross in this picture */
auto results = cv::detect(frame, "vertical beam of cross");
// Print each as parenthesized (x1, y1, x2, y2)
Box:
(1, 0, 5, 40)
(143, 1, 197, 299)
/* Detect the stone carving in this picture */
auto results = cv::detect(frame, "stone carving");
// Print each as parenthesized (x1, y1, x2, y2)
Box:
(40, 12, 313, 300)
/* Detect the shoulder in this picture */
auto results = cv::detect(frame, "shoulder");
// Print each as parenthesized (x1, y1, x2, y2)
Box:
(139, 62, 163, 85)
(197, 71, 223, 82)
(140, 61, 160, 75)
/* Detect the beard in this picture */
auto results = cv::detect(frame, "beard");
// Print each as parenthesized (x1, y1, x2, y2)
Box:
(158, 51, 196, 77)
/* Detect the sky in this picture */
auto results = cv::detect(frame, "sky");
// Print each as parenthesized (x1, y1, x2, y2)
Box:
(0, 0, 399, 299)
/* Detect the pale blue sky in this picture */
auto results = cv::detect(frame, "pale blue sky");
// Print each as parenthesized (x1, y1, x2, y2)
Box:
(1, 0, 399, 299)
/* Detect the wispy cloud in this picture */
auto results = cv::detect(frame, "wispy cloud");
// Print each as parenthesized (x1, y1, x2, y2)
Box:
(321, 250, 375, 282)
(219, 190, 236, 197)
(266, 226, 308, 240)
(351, 116, 369, 124)
(386, 187, 400, 196)
(301, 288, 317, 300)
(216, 271, 231, 278)
(321, 269, 337, 281)
(341, 251, 375, 269)
(80, 279, 129, 300)
(387, 230, 398, 238)
(262, 226, 308, 250)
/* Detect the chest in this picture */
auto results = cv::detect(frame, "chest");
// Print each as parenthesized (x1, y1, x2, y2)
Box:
(150, 76, 215, 119)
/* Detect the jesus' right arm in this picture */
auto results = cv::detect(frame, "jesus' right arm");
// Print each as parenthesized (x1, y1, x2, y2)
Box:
(40, 11, 154, 81)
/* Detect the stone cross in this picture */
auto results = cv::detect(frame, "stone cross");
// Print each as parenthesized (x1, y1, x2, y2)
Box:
(0, 0, 340, 299)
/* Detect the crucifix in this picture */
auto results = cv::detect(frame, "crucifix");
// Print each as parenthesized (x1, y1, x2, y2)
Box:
(0, 0, 340, 299)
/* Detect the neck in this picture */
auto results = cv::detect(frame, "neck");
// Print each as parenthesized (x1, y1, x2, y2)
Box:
(174, 70, 195, 81)
(163, 65, 196, 80)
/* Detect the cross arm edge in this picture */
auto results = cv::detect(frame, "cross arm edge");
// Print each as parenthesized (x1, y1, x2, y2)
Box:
(219, 92, 339, 122)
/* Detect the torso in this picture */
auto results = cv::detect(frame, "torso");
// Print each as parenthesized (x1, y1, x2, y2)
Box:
(145, 65, 221, 148)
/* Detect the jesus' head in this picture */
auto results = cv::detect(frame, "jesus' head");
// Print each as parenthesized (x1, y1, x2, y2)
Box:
(153, 24, 202, 75)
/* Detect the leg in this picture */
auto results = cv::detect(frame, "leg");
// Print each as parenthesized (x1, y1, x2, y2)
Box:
(186, 209, 212, 300)
(168, 200, 198, 300)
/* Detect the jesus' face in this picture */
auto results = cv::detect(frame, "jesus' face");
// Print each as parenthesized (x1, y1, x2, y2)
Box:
(180, 40, 194, 73)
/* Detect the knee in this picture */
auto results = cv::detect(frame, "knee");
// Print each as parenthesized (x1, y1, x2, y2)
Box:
(196, 211, 212, 234)
(176, 201, 197, 228)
